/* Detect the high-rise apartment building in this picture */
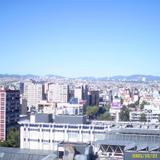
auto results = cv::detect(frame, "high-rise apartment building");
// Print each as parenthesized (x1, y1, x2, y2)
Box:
(74, 85, 89, 104)
(48, 84, 69, 103)
(74, 86, 83, 100)
(23, 80, 43, 111)
(0, 89, 20, 140)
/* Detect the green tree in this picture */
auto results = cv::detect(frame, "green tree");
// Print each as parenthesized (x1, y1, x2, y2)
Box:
(135, 100, 139, 106)
(140, 101, 149, 110)
(140, 113, 147, 122)
(119, 106, 130, 121)
(120, 98, 124, 105)
(85, 106, 99, 119)
(105, 104, 111, 112)
(97, 106, 106, 115)
(0, 128, 20, 147)
(0, 140, 9, 147)
(98, 112, 112, 121)
(128, 103, 136, 108)
(158, 114, 160, 122)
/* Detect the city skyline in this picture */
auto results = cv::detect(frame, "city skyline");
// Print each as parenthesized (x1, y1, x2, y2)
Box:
(0, 0, 160, 77)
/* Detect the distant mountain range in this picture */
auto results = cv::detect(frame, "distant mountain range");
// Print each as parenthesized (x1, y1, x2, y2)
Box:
(79, 75, 160, 81)
(107, 75, 160, 81)
(0, 74, 160, 81)
(0, 74, 65, 80)
(0, 74, 36, 78)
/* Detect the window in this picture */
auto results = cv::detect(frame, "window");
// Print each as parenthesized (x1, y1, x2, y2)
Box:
(67, 130, 79, 133)
(42, 140, 50, 143)
(81, 131, 90, 133)
(1, 98, 4, 101)
(29, 124, 39, 127)
(28, 139, 39, 142)
(83, 126, 89, 129)
(42, 129, 50, 132)
(94, 126, 104, 130)
(28, 128, 40, 132)
(54, 125, 63, 128)
(43, 124, 49, 128)
(68, 125, 78, 129)
(0, 93, 5, 97)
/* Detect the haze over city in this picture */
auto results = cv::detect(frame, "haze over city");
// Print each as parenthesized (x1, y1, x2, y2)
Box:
(1, 1, 160, 159)
(0, 0, 160, 77)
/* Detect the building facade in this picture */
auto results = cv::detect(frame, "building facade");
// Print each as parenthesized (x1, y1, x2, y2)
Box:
(48, 84, 69, 103)
(88, 91, 99, 106)
(74, 86, 83, 101)
(56, 103, 84, 115)
(20, 118, 160, 159)
(0, 89, 20, 140)
(130, 105, 160, 123)
(23, 80, 43, 111)
(20, 121, 107, 150)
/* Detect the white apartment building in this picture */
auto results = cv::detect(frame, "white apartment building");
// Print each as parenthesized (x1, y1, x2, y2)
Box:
(38, 100, 56, 114)
(37, 101, 84, 115)
(130, 105, 160, 123)
(74, 86, 83, 100)
(23, 80, 43, 111)
(56, 103, 84, 115)
(48, 84, 68, 103)
(109, 97, 122, 122)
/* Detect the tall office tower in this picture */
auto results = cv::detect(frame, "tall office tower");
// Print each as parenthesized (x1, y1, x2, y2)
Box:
(48, 83, 69, 103)
(19, 82, 24, 95)
(23, 80, 43, 111)
(82, 85, 89, 101)
(0, 89, 20, 140)
(88, 90, 100, 106)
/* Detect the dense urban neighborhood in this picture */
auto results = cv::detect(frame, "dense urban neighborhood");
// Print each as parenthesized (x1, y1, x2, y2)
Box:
(0, 75, 160, 159)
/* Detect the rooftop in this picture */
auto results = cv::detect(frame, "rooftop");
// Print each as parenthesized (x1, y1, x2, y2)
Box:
(0, 147, 57, 160)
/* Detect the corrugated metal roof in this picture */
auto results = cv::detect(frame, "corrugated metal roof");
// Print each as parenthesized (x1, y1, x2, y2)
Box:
(136, 144, 148, 151)
(95, 140, 128, 146)
(124, 143, 136, 151)
(94, 138, 160, 152)
(0, 147, 57, 160)
(149, 144, 160, 151)
(119, 128, 160, 135)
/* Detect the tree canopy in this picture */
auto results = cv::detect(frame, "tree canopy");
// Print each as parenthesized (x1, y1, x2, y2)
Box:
(98, 112, 112, 121)
(0, 128, 20, 147)
(140, 113, 147, 122)
(140, 100, 149, 110)
(119, 106, 130, 121)
(85, 106, 99, 119)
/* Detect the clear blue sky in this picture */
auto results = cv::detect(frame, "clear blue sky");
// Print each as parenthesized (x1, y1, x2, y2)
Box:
(0, 0, 160, 77)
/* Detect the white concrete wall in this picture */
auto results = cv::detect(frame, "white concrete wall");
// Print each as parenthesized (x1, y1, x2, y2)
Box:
(20, 122, 107, 151)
